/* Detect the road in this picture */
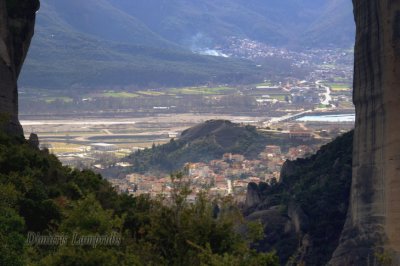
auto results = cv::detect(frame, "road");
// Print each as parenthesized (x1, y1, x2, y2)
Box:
(316, 80, 332, 106)
(265, 81, 335, 126)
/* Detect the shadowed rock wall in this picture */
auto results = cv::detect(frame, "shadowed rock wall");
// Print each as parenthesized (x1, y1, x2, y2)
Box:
(330, 0, 400, 264)
(0, 0, 39, 135)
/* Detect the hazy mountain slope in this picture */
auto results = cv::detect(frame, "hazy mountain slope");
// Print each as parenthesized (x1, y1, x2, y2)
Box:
(302, 0, 355, 47)
(20, 1, 265, 89)
(109, 0, 288, 46)
(37, 0, 354, 49)
(21, 37, 263, 89)
(40, 0, 176, 48)
(19, 0, 355, 89)
(109, 0, 354, 48)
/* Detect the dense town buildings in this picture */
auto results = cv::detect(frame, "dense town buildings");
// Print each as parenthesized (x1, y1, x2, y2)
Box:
(109, 143, 318, 202)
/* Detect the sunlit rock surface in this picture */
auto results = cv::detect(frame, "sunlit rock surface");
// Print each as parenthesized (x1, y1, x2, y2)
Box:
(330, 0, 400, 264)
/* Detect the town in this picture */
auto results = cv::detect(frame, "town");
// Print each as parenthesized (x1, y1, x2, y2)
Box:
(108, 144, 318, 202)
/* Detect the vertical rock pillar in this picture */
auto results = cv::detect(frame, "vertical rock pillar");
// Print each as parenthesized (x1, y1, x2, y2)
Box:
(0, 0, 39, 135)
(330, 0, 400, 265)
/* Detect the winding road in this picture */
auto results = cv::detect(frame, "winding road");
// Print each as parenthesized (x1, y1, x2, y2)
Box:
(316, 80, 332, 105)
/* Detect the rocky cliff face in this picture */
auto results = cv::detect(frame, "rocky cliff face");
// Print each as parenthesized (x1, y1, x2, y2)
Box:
(329, 0, 400, 265)
(0, 0, 39, 135)
(243, 132, 353, 265)
(244, 182, 261, 209)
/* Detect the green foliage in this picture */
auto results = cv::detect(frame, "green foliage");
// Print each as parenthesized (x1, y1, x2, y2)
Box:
(127, 174, 279, 265)
(59, 194, 123, 235)
(198, 247, 279, 266)
(0, 133, 278, 265)
(247, 220, 265, 243)
(0, 207, 26, 266)
(374, 250, 394, 266)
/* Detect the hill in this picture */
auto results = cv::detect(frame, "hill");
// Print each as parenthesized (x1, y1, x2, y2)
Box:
(110, 0, 354, 48)
(19, 0, 354, 89)
(38, 0, 355, 49)
(19, 1, 266, 89)
(120, 120, 319, 176)
(301, 0, 355, 47)
(123, 120, 269, 174)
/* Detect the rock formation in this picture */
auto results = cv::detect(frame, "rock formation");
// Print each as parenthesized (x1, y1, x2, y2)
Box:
(245, 182, 261, 209)
(0, 0, 39, 135)
(329, 0, 400, 265)
(28, 132, 39, 149)
(243, 132, 353, 265)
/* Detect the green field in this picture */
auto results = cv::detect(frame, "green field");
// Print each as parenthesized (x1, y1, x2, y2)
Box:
(137, 90, 166, 96)
(169, 86, 236, 95)
(269, 95, 287, 101)
(321, 64, 336, 69)
(331, 77, 351, 83)
(328, 83, 351, 91)
(49, 142, 85, 153)
(255, 82, 273, 87)
(102, 91, 139, 98)
(44, 97, 73, 103)
(317, 104, 330, 108)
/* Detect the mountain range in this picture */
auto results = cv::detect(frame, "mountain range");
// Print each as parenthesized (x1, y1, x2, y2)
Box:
(19, 0, 355, 89)
(107, 0, 355, 48)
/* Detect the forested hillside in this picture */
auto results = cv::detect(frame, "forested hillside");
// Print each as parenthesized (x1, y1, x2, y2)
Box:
(121, 120, 320, 176)
(0, 131, 278, 265)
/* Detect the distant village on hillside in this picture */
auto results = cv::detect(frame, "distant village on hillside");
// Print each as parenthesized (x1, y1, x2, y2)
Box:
(109, 144, 318, 202)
